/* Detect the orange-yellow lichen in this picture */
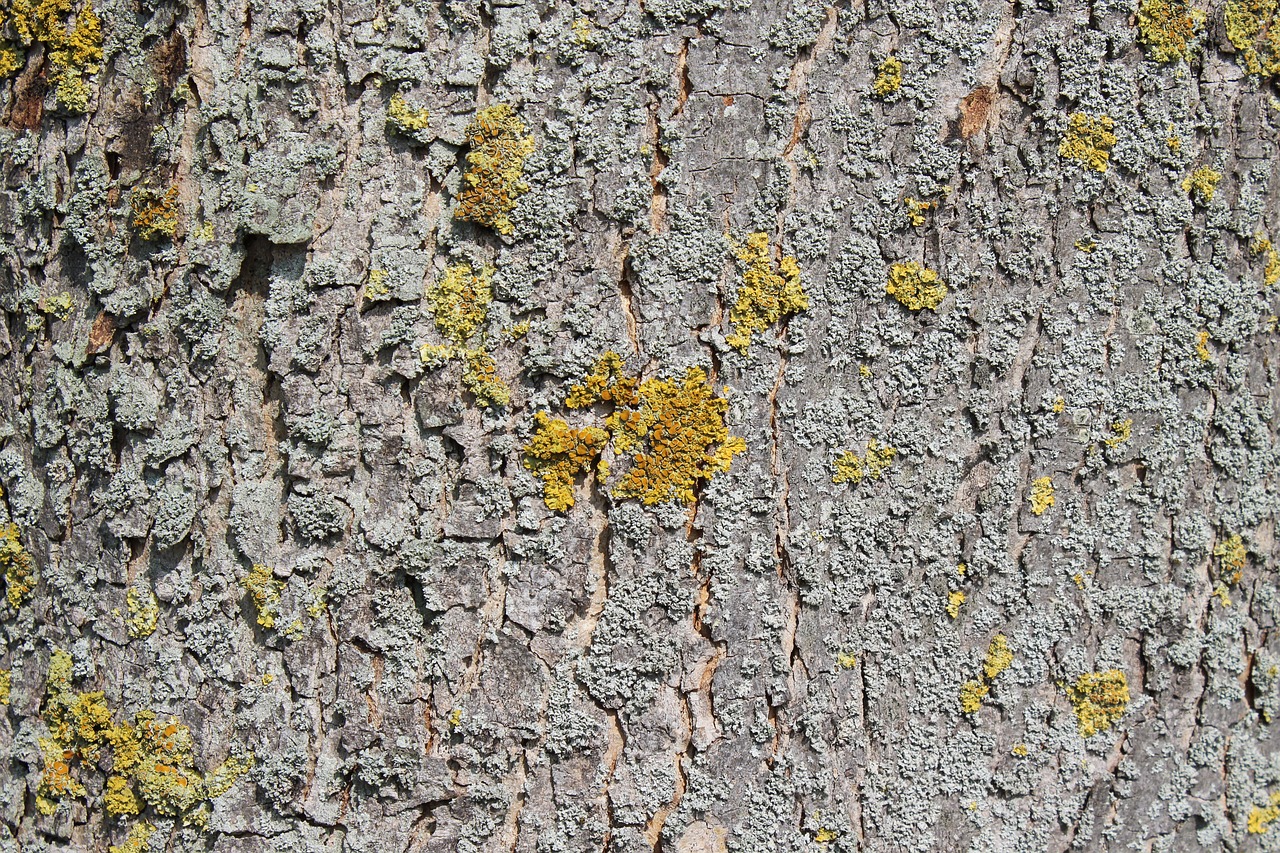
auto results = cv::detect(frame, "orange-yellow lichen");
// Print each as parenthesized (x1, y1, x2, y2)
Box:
(109, 822, 155, 853)
(904, 196, 936, 226)
(386, 92, 430, 135)
(726, 233, 808, 355)
(946, 590, 965, 619)
(1196, 329, 1212, 361)
(565, 351, 639, 409)
(131, 185, 181, 241)
(1225, 0, 1280, 78)
(1214, 534, 1247, 583)
(0, 523, 35, 609)
(1058, 113, 1116, 173)
(1137, 0, 1206, 63)
(522, 412, 610, 511)
(1252, 235, 1280, 287)
(460, 348, 510, 408)
(455, 103, 535, 236)
(5, 0, 103, 112)
(238, 564, 282, 629)
(1067, 669, 1130, 737)
(886, 261, 946, 310)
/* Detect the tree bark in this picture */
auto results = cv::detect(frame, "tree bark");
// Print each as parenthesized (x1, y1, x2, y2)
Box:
(1, 0, 1278, 850)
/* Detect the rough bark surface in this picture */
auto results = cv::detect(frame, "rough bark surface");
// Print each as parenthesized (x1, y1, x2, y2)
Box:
(0, 0, 1278, 850)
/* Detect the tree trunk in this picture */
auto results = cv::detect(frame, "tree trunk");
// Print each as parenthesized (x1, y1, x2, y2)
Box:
(1, 0, 1278, 850)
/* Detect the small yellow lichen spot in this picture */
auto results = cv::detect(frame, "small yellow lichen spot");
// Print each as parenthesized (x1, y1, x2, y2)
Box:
(1137, 0, 1206, 63)
(837, 651, 858, 669)
(946, 590, 966, 619)
(108, 821, 155, 853)
(858, 364, 872, 378)
(886, 261, 947, 310)
(307, 587, 328, 618)
(523, 412, 610, 512)
(0, 523, 36, 609)
(1250, 792, 1280, 834)
(1196, 329, 1212, 362)
(448, 708, 464, 727)
(1067, 669, 1130, 737)
(1052, 397, 1066, 413)
(0, 668, 10, 705)
(872, 56, 903, 96)
(460, 348, 511, 408)
(1212, 582, 1232, 607)
(959, 680, 989, 714)
(1073, 573, 1086, 589)
(1181, 166, 1221, 205)
(726, 232, 808, 355)
(419, 343, 457, 367)
(40, 292, 74, 321)
(570, 17, 597, 47)
(815, 827, 839, 843)
(1214, 534, 1247, 583)
(832, 440, 896, 485)
(504, 319, 531, 340)
(983, 634, 1013, 681)
(455, 103, 535, 236)
(238, 564, 283, 629)
(904, 196, 935, 226)
(1011, 743, 1029, 757)
(1058, 113, 1117, 173)
(364, 268, 390, 300)
(1073, 238, 1096, 252)
(386, 92, 430, 135)
(832, 450, 863, 484)
(957, 563, 967, 577)
(1251, 236, 1280, 288)
(261, 673, 274, 686)
(1029, 477, 1055, 516)
(427, 263, 493, 345)
(566, 351, 638, 409)
(1225, 0, 1280, 78)
(1104, 418, 1133, 448)
(131, 185, 181, 241)
(125, 587, 159, 639)
(1167, 135, 1182, 153)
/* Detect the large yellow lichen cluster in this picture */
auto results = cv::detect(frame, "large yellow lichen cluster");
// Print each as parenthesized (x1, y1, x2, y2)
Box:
(524, 353, 746, 510)
(1029, 476, 1055, 516)
(831, 439, 897, 484)
(454, 103, 535, 236)
(1226, 0, 1280, 77)
(872, 56, 903, 96)
(1250, 792, 1280, 834)
(37, 649, 252, 825)
(726, 233, 808, 355)
(0, 523, 35, 609)
(1252, 235, 1280, 287)
(1066, 669, 1129, 737)
(1, 0, 103, 112)
(238, 564, 283, 629)
(886, 261, 946, 311)
(130, 185, 180, 241)
(1137, 0, 1206, 63)
(1058, 113, 1117, 173)
(961, 634, 1013, 714)
(1182, 166, 1221, 205)
(1214, 534, 1247, 583)
(420, 263, 512, 408)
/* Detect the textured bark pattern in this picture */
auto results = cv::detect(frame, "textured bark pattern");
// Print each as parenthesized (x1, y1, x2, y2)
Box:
(0, 0, 1278, 850)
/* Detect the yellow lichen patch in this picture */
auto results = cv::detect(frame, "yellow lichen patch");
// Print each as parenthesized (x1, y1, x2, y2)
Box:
(105, 774, 143, 816)
(983, 634, 1013, 681)
(1067, 669, 1130, 737)
(1225, 0, 1280, 78)
(832, 440, 896, 484)
(946, 590, 966, 619)
(125, 587, 159, 638)
(904, 196, 935, 226)
(1249, 792, 1280, 834)
(566, 351, 639, 409)
(1058, 113, 1117, 173)
(872, 56, 903, 96)
(1182, 166, 1221, 205)
(522, 412, 610, 511)
(0, 523, 35, 609)
(570, 17, 597, 47)
(109, 822, 155, 853)
(40, 291, 74, 321)
(1052, 397, 1066, 413)
(1252, 235, 1280, 287)
(837, 651, 858, 668)
(1011, 743, 1029, 757)
(1104, 418, 1133, 448)
(455, 103, 535, 236)
(815, 827, 839, 843)
(386, 92, 430, 135)
(428, 264, 493, 344)
(131, 185, 181, 241)
(5, 0, 103, 112)
(1214, 534, 1247, 583)
(959, 680, 989, 714)
(238, 564, 283, 629)
(609, 368, 747, 505)
(726, 232, 808, 355)
(0, 668, 9, 705)
(364, 268, 390, 300)
(1137, 0, 1206, 62)
(1196, 329, 1212, 361)
(886, 261, 946, 310)
(460, 348, 511, 408)
(1029, 476, 1055, 516)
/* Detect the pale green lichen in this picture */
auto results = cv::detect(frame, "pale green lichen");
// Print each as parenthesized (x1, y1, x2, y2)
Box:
(1058, 113, 1116, 172)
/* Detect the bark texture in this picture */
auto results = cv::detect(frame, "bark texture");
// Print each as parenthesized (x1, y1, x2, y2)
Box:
(0, 0, 1278, 850)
